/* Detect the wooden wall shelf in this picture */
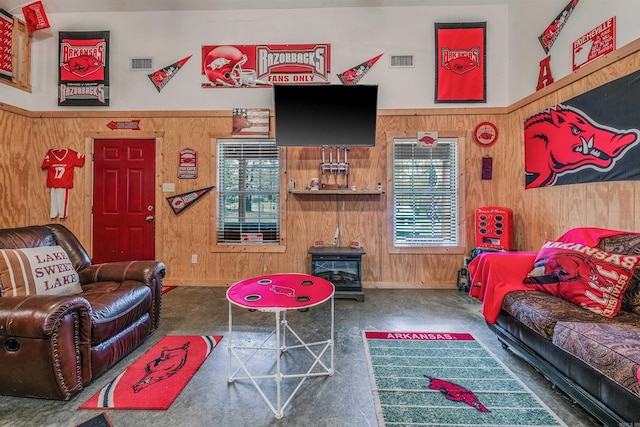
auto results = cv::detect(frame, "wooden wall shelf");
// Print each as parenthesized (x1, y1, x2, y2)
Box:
(289, 190, 385, 195)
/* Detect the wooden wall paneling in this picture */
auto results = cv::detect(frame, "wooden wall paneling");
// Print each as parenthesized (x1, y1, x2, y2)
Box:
(605, 182, 636, 232)
(0, 110, 30, 227)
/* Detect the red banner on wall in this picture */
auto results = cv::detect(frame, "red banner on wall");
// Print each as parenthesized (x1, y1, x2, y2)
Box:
(0, 9, 13, 81)
(435, 22, 486, 103)
(22, 1, 50, 32)
(58, 31, 110, 106)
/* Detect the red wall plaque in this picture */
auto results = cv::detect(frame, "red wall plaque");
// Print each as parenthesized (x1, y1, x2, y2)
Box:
(178, 148, 198, 179)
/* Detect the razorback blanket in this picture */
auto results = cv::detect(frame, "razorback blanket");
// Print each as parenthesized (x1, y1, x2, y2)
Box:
(469, 228, 636, 323)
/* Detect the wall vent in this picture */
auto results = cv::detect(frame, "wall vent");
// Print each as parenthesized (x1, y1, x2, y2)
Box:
(390, 54, 414, 68)
(130, 57, 153, 71)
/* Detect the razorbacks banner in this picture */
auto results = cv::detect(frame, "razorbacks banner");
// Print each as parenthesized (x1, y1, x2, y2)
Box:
(58, 31, 109, 106)
(524, 69, 640, 188)
(435, 22, 486, 103)
(201, 44, 330, 88)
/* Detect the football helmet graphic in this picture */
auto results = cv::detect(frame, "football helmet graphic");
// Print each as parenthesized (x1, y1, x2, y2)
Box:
(204, 45, 248, 87)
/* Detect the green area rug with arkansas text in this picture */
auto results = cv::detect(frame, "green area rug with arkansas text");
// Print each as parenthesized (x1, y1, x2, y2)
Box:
(364, 331, 567, 427)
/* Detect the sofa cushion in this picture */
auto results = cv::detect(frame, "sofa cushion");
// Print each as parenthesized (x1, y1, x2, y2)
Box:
(501, 290, 614, 339)
(598, 233, 640, 315)
(524, 240, 639, 317)
(0, 246, 82, 297)
(81, 281, 152, 345)
(553, 321, 640, 399)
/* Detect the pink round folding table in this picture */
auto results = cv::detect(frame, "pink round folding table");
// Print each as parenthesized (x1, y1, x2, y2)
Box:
(226, 273, 335, 419)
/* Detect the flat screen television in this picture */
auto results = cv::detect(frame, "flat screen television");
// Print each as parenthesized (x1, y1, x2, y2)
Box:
(273, 84, 378, 146)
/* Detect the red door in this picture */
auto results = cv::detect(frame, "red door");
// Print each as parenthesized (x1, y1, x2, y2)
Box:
(92, 139, 156, 263)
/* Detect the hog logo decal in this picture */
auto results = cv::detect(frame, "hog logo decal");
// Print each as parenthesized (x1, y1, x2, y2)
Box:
(132, 342, 190, 393)
(524, 252, 597, 285)
(424, 375, 490, 413)
(63, 55, 102, 78)
(524, 104, 640, 188)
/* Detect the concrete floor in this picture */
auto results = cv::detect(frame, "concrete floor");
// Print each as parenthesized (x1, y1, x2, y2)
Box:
(0, 287, 600, 427)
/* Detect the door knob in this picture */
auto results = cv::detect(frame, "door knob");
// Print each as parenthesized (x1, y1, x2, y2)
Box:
(146, 215, 155, 222)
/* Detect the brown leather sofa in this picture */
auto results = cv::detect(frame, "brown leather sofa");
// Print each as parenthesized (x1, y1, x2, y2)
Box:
(0, 224, 166, 400)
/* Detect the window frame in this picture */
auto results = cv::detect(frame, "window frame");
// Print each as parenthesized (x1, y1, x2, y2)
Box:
(210, 137, 286, 253)
(386, 131, 466, 255)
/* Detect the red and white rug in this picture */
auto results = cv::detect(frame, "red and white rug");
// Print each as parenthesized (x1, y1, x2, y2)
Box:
(80, 335, 222, 410)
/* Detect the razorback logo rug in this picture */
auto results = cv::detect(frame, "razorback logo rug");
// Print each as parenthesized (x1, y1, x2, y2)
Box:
(80, 335, 222, 410)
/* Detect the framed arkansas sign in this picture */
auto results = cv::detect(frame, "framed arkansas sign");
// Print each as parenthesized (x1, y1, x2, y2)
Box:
(435, 22, 486, 103)
(59, 31, 109, 106)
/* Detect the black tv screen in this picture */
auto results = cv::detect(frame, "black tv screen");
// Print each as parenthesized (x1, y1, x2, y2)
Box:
(273, 84, 378, 146)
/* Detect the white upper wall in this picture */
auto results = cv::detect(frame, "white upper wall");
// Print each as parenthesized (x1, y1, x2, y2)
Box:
(2, 5, 508, 111)
(1, 1, 639, 111)
(508, 0, 640, 103)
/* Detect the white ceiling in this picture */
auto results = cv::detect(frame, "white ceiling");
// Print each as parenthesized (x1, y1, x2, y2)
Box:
(1, 0, 508, 14)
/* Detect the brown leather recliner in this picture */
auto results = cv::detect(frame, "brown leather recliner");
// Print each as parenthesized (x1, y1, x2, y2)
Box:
(0, 224, 166, 400)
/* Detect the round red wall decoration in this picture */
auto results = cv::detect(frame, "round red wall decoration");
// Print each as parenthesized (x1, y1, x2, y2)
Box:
(473, 122, 498, 147)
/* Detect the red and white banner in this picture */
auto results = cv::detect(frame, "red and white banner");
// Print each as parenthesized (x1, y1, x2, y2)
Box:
(435, 22, 486, 103)
(202, 44, 330, 88)
(572, 17, 615, 71)
(22, 1, 50, 32)
(0, 9, 12, 81)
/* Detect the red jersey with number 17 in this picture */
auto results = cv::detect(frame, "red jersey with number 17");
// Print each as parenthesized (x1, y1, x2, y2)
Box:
(41, 148, 85, 188)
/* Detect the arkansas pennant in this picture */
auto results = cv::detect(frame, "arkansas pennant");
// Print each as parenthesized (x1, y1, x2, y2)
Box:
(337, 53, 383, 85)
(539, 0, 580, 54)
(148, 55, 192, 92)
(166, 186, 214, 215)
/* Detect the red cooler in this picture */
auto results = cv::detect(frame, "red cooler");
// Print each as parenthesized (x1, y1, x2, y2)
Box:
(475, 206, 514, 250)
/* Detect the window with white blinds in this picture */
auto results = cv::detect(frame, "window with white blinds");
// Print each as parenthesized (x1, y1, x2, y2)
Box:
(217, 139, 280, 244)
(392, 137, 459, 247)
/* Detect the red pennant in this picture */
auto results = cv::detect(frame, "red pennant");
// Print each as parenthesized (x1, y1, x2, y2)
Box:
(148, 55, 192, 92)
(539, 0, 580, 54)
(166, 186, 214, 215)
(337, 53, 383, 85)
(22, 1, 50, 32)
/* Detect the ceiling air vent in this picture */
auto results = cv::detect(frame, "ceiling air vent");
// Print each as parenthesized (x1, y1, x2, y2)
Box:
(130, 57, 153, 71)
(390, 54, 414, 68)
